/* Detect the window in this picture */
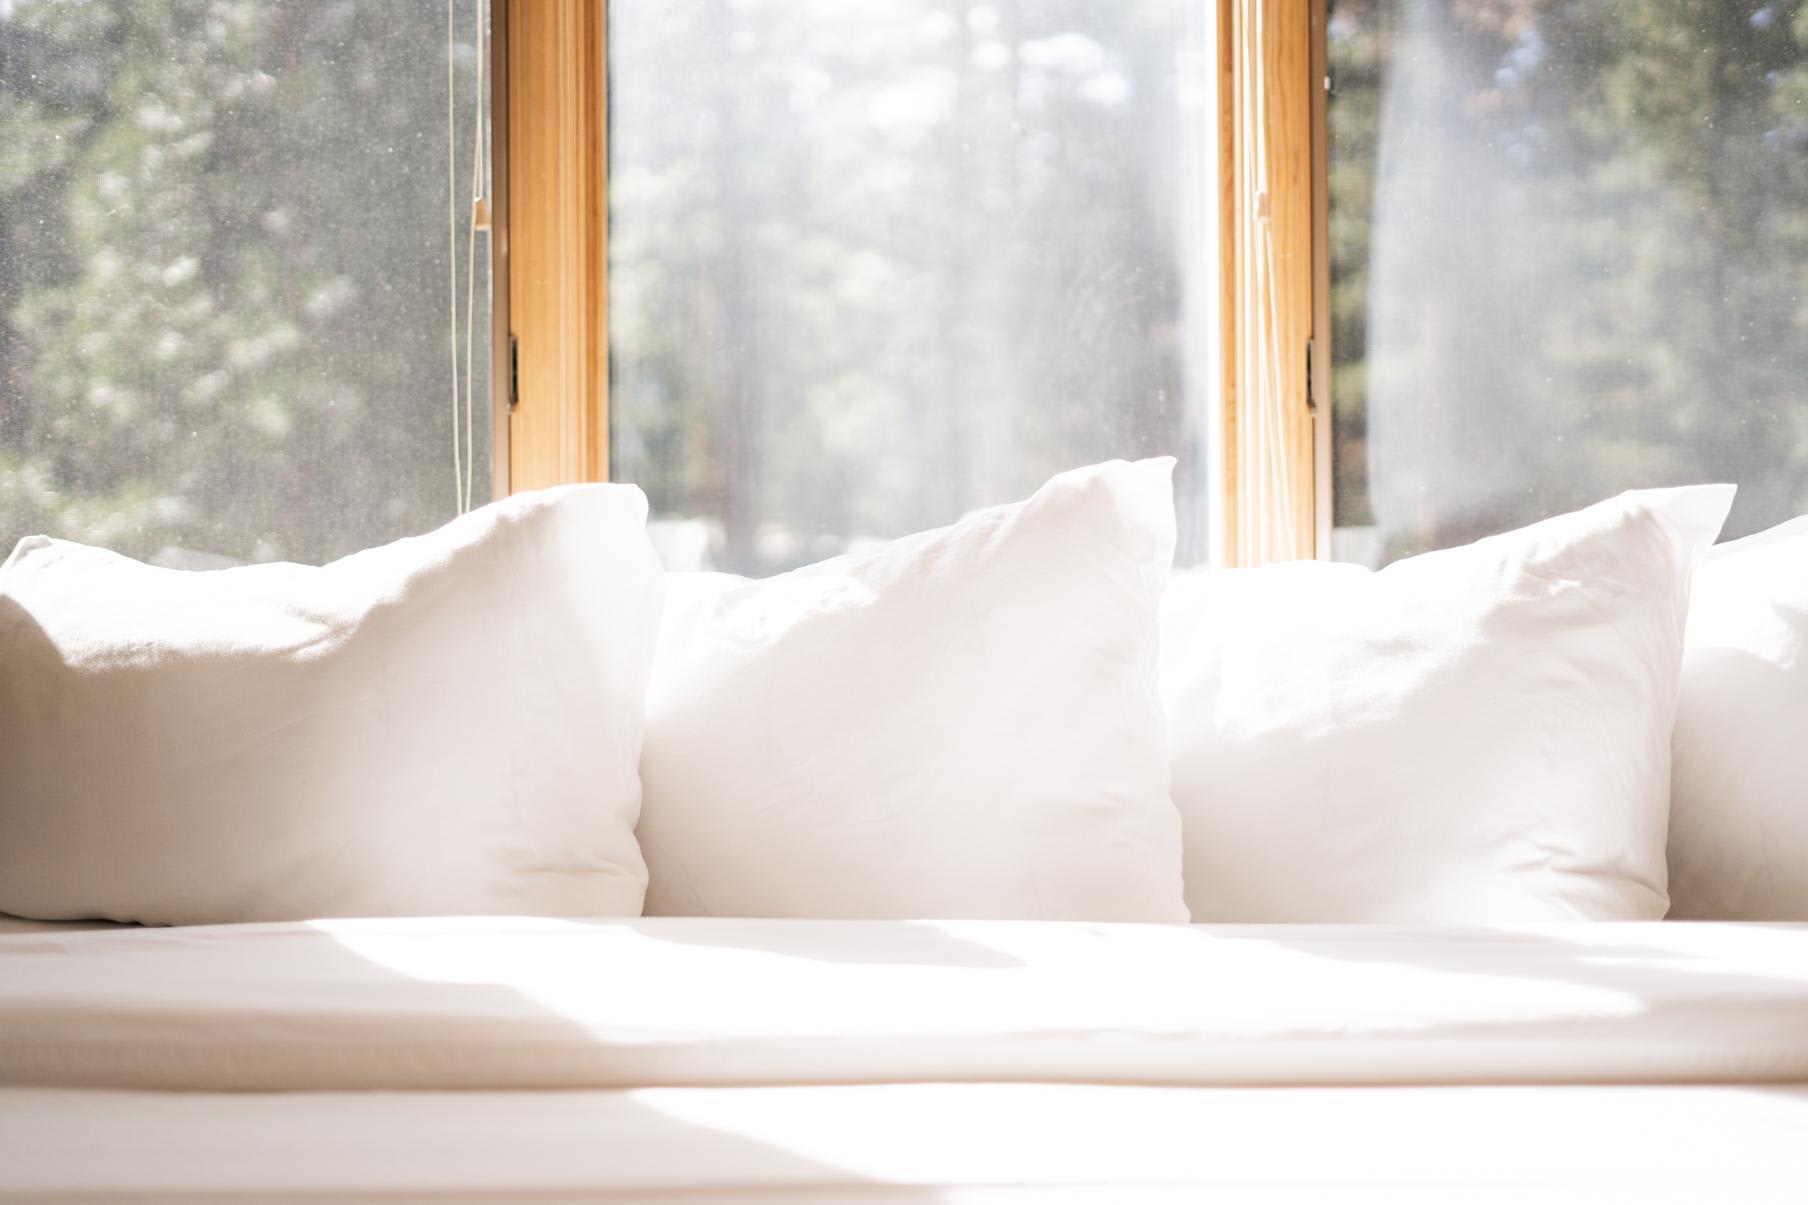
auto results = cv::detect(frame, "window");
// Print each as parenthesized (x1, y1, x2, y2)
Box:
(607, 0, 1220, 574)
(1328, 0, 1808, 565)
(0, 0, 491, 567)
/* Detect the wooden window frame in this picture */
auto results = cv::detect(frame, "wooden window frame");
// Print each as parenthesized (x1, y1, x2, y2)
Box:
(500, 0, 1325, 565)
(1217, 0, 1324, 564)
(1310, 0, 1332, 560)
(487, 0, 510, 502)
(493, 0, 607, 498)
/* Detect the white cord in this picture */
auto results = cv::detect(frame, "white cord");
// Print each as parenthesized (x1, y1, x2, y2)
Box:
(461, 0, 485, 513)
(446, 0, 463, 513)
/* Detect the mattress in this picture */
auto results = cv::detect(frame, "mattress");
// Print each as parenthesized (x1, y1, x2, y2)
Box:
(4, 917, 1807, 1200)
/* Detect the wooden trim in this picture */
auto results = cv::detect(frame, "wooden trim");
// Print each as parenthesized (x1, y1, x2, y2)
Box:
(488, 0, 511, 500)
(1310, 0, 1332, 557)
(500, 0, 1321, 544)
(1219, 0, 1318, 564)
(506, 0, 607, 492)
(1216, 0, 1241, 568)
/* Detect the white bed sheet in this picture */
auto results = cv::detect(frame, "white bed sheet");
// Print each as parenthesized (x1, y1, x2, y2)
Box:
(4, 917, 1807, 1090)
(4, 1084, 1807, 1203)
(3, 917, 1807, 1201)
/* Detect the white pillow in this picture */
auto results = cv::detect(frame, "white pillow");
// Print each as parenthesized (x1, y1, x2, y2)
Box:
(639, 459, 1188, 921)
(1161, 486, 1734, 923)
(0, 485, 663, 925)
(1669, 515, 1808, 919)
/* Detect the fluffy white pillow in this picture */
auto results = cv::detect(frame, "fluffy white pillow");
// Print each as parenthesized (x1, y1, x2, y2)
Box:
(639, 459, 1187, 921)
(1161, 486, 1734, 923)
(0, 485, 663, 925)
(1669, 515, 1808, 919)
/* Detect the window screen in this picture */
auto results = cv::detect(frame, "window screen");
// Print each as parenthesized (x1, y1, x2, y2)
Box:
(608, 0, 1218, 575)
(1329, 0, 1808, 566)
(0, 0, 490, 567)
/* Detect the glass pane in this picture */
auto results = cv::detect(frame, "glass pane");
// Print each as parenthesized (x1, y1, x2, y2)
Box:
(0, 0, 491, 567)
(1329, 0, 1808, 565)
(609, 0, 1217, 575)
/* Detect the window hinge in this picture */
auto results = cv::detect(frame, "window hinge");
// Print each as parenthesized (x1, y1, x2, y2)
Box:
(508, 334, 520, 411)
(1305, 338, 1317, 415)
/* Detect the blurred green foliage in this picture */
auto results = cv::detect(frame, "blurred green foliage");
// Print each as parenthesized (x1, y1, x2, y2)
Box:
(0, 0, 487, 565)
(1330, 0, 1808, 560)
(609, 0, 1214, 573)
(10, 0, 1796, 571)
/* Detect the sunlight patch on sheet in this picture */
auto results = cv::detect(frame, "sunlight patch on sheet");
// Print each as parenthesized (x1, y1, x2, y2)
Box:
(304, 917, 1668, 1041)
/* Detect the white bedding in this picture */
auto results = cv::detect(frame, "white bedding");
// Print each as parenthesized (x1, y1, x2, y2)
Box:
(6, 917, 1808, 1090)
(6, 1084, 1807, 1203)
(4, 917, 1807, 1200)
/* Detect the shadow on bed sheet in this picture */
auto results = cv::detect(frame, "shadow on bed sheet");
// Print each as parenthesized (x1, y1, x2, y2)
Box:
(627, 915, 1028, 968)
(1, 1087, 956, 1201)
(1233, 922, 1804, 985)
(0, 924, 949, 1202)
(1234, 923, 1808, 1051)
